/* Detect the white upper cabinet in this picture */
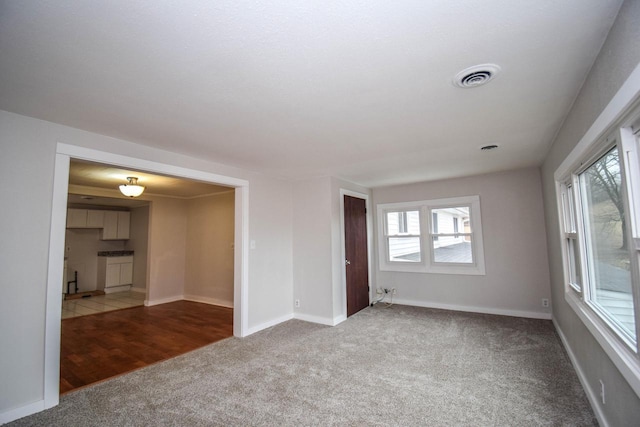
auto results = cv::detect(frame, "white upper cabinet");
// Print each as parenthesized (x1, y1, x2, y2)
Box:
(66, 208, 130, 240)
(86, 210, 104, 228)
(101, 211, 130, 240)
(66, 209, 87, 228)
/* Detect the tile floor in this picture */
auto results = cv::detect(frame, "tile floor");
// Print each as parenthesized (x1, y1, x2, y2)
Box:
(61, 290, 146, 319)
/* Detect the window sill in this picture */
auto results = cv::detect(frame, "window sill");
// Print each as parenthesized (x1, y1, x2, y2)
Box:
(565, 290, 640, 398)
(379, 263, 485, 275)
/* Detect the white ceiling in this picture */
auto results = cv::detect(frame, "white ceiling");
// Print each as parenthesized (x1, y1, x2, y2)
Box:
(0, 1, 623, 187)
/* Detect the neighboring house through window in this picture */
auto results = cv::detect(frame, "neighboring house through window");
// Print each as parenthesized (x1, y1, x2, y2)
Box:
(377, 195, 485, 275)
(384, 209, 422, 263)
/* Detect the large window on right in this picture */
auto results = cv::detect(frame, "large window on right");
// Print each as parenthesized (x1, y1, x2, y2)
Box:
(578, 145, 635, 343)
(556, 105, 640, 357)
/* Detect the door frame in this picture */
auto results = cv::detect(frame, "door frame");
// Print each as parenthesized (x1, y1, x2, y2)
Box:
(44, 142, 249, 409)
(339, 189, 373, 320)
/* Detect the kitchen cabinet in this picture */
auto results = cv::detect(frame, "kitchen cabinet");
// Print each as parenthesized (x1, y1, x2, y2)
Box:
(66, 209, 105, 228)
(101, 211, 130, 240)
(87, 210, 104, 228)
(66, 209, 87, 228)
(98, 255, 133, 293)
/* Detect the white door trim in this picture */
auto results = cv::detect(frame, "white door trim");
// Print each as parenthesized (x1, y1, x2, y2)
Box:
(44, 142, 249, 409)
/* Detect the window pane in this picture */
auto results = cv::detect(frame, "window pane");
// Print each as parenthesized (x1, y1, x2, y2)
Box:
(388, 237, 421, 262)
(567, 185, 577, 232)
(406, 211, 420, 234)
(567, 238, 582, 290)
(580, 147, 636, 340)
(431, 207, 470, 233)
(386, 210, 420, 235)
(433, 236, 473, 263)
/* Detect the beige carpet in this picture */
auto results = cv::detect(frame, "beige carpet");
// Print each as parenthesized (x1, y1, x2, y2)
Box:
(9, 304, 596, 426)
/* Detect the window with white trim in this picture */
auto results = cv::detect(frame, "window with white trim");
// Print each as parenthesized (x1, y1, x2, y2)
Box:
(383, 209, 422, 263)
(377, 196, 485, 275)
(556, 103, 640, 366)
(430, 206, 473, 265)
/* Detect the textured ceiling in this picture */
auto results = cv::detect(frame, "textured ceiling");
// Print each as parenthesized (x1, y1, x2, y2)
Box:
(0, 0, 623, 187)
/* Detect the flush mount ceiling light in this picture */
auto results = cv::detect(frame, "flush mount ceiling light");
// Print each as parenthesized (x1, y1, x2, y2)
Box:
(119, 177, 145, 198)
(453, 64, 501, 88)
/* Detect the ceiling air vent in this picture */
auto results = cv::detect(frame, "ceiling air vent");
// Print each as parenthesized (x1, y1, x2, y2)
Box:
(453, 64, 501, 88)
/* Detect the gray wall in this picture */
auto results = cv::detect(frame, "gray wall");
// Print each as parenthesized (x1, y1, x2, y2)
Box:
(125, 205, 150, 292)
(540, 0, 640, 425)
(292, 176, 370, 324)
(185, 191, 235, 307)
(373, 167, 552, 318)
(0, 110, 294, 418)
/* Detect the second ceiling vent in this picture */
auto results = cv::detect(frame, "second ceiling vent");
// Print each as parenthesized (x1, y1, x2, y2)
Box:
(453, 64, 501, 88)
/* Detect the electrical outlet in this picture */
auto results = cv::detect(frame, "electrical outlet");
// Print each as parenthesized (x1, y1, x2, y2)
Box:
(294, 299, 300, 308)
(542, 298, 549, 308)
(600, 380, 605, 404)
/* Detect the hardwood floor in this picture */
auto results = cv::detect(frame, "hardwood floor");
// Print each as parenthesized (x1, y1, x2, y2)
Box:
(60, 301, 233, 394)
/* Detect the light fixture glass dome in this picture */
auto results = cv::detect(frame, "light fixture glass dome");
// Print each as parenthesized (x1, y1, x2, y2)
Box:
(119, 177, 145, 198)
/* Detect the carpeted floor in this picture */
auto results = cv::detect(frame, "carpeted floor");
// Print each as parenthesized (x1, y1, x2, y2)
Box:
(9, 305, 596, 426)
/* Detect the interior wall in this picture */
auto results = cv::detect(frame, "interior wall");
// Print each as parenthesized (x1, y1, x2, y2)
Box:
(146, 197, 188, 304)
(246, 175, 293, 330)
(184, 191, 235, 307)
(292, 176, 372, 324)
(372, 167, 552, 318)
(64, 229, 126, 292)
(292, 177, 334, 322)
(0, 109, 294, 420)
(125, 205, 149, 292)
(540, 0, 640, 424)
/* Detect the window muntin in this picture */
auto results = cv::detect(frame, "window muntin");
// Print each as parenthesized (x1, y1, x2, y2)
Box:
(384, 210, 421, 263)
(429, 206, 473, 264)
(578, 146, 636, 342)
(377, 196, 485, 275)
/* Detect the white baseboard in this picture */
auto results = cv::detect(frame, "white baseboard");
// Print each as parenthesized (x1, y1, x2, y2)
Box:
(183, 294, 233, 308)
(0, 399, 45, 425)
(294, 312, 334, 326)
(333, 314, 347, 326)
(144, 295, 183, 306)
(130, 287, 146, 294)
(553, 319, 608, 427)
(391, 298, 552, 320)
(294, 312, 340, 326)
(245, 313, 294, 336)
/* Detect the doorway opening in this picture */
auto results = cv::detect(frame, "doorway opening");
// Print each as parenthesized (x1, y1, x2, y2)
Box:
(44, 143, 249, 409)
(60, 159, 238, 392)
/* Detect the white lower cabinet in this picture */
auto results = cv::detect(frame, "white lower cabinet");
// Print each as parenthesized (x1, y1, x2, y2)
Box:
(98, 256, 133, 293)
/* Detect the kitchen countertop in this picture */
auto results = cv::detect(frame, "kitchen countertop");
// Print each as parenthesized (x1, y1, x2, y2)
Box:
(97, 250, 134, 257)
